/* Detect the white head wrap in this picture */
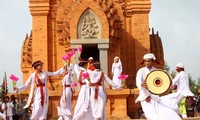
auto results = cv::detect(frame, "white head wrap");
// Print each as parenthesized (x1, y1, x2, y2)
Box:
(176, 63, 184, 68)
(143, 53, 156, 60)
(114, 56, 122, 65)
(88, 57, 93, 60)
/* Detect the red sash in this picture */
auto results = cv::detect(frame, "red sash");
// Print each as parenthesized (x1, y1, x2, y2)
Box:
(90, 72, 104, 100)
(35, 71, 45, 107)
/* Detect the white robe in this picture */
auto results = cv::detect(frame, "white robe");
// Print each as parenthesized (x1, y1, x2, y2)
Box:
(58, 64, 74, 120)
(112, 62, 122, 87)
(136, 67, 181, 120)
(160, 71, 194, 114)
(2, 102, 14, 120)
(18, 67, 66, 120)
(0, 112, 5, 119)
(89, 69, 119, 120)
(72, 64, 92, 120)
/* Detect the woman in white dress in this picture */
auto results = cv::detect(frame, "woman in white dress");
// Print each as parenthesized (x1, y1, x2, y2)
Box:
(73, 60, 92, 120)
(111, 56, 122, 88)
(58, 60, 74, 120)
(15, 60, 67, 120)
(89, 63, 120, 120)
(135, 53, 181, 120)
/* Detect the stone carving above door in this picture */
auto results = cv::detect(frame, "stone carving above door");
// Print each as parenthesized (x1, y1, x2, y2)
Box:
(78, 9, 101, 39)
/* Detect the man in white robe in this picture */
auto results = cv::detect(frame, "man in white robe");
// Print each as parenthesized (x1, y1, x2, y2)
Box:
(135, 53, 181, 120)
(161, 63, 194, 117)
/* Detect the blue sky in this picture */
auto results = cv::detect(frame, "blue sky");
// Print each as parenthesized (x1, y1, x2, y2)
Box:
(150, 0, 200, 79)
(0, 0, 200, 92)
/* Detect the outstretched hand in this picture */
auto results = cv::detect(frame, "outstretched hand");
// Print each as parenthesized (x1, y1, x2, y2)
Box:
(13, 87, 18, 92)
(64, 64, 68, 70)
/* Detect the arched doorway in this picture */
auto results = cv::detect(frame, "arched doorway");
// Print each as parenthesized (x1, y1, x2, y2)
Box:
(80, 44, 99, 61)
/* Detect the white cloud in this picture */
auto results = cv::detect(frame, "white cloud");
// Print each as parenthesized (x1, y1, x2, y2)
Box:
(150, 0, 200, 80)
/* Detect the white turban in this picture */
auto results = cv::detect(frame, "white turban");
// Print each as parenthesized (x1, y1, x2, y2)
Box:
(176, 63, 184, 68)
(143, 53, 156, 60)
(114, 56, 122, 65)
(88, 57, 93, 60)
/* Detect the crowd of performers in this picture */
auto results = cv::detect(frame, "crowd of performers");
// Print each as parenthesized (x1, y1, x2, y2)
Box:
(0, 56, 122, 120)
(0, 53, 200, 120)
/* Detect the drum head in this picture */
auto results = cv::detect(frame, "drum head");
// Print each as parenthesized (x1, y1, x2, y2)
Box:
(145, 70, 172, 95)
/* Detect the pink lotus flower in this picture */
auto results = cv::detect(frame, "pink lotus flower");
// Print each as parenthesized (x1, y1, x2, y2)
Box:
(62, 55, 70, 61)
(71, 49, 76, 55)
(10, 74, 19, 81)
(77, 47, 82, 52)
(71, 82, 78, 88)
(82, 72, 89, 79)
(67, 52, 73, 58)
(118, 74, 128, 80)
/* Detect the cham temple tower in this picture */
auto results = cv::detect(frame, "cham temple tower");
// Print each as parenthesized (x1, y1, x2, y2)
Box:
(21, 0, 164, 119)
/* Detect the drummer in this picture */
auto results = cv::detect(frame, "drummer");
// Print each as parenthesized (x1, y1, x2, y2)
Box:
(160, 63, 194, 118)
(135, 53, 181, 120)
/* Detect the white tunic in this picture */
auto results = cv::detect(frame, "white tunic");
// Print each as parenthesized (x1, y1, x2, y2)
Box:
(2, 102, 14, 120)
(18, 68, 66, 120)
(160, 71, 194, 114)
(58, 64, 74, 120)
(72, 64, 92, 120)
(173, 71, 194, 98)
(112, 62, 122, 87)
(89, 69, 119, 120)
(136, 67, 181, 120)
(0, 112, 5, 119)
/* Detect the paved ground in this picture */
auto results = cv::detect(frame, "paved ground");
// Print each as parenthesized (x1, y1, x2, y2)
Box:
(50, 117, 200, 120)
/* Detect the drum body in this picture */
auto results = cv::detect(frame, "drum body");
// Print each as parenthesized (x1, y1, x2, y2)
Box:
(145, 70, 172, 95)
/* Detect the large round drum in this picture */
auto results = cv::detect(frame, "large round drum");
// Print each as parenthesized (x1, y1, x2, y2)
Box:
(145, 70, 172, 95)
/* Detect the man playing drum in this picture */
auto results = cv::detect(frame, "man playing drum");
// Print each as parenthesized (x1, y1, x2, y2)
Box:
(135, 53, 181, 120)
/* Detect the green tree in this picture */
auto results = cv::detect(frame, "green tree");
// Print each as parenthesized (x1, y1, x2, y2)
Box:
(188, 74, 196, 93)
(195, 76, 200, 93)
(164, 61, 170, 72)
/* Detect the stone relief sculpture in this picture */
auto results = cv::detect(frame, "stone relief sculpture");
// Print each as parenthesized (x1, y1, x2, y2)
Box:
(81, 12, 99, 39)
(21, 32, 32, 67)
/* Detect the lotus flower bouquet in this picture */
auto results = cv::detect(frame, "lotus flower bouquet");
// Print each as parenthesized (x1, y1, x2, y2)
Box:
(76, 47, 82, 59)
(118, 74, 128, 88)
(71, 82, 78, 88)
(10, 74, 19, 89)
(62, 47, 82, 64)
(77, 47, 82, 53)
(82, 71, 90, 82)
(62, 51, 75, 64)
(71, 82, 78, 93)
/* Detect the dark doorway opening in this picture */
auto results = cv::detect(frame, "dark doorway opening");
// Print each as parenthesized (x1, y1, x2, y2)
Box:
(80, 44, 99, 61)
